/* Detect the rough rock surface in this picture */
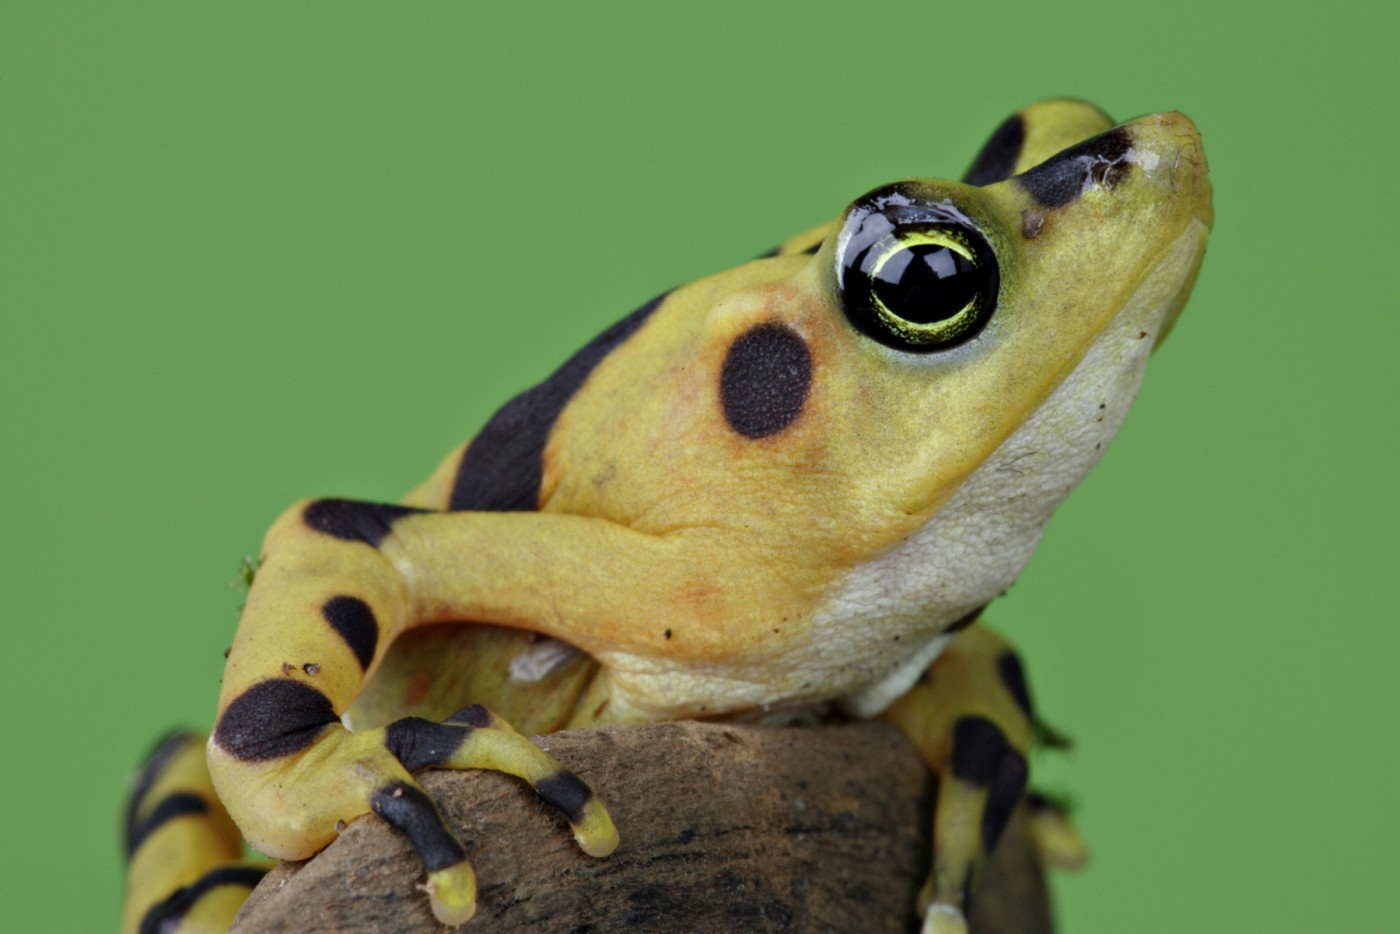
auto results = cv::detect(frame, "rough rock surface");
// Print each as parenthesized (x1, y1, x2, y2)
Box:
(232, 721, 1052, 933)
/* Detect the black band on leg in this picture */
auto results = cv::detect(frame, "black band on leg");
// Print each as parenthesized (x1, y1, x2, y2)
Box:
(980, 749, 1028, 853)
(213, 679, 339, 763)
(446, 704, 493, 728)
(124, 731, 199, 858)
(371, 782, 466, 873)
(137, 866, 268, 934)
(126, 792, 209, 857)
(949, 716, 1010, 787)
(384, 717, 474, 773)
(535, 771, 593, 825)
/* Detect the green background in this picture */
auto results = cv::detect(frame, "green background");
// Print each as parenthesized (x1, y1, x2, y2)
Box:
(5, 4, 1395, 931)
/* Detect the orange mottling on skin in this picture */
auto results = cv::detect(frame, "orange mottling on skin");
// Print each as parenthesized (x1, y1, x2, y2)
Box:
(676, 576, 722, 614)
(404, 670, 431, 707)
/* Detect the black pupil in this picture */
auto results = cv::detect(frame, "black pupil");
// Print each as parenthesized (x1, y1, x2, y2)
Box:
(870, 243, 979, 324)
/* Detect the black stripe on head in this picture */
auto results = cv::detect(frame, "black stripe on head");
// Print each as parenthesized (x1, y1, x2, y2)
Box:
(126, 792, 209, 857)
(321, 595, 379, 672)
(962, 113, 1026, 186)
(719, 322, 812, 439)
(138, 865, 268, 934)
(535, 771, 594, 825)
(213, 678, 339, 762)
(801, 240, 822, 255)
(1016, 127, 1133, 208)
(384, 717, 473, 773)
(996, 650, 1034, 718)
(303, 499, 427, 548)
(450, 292, 667, 512)
(371, 782, 466, 872)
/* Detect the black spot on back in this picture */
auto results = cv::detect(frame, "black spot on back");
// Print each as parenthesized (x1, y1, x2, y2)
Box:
(1017, 127, 1133, 208)
(321, 595, 379, 672)
(126, 792, 208, 857)
(963, 113, 1026, 186)
(371, 781, 466, 872)
(719, 323, 812, 439)
(213, 678, 339, 762)
(138, 865, 267, 934)
(450, 293, 667, 512)
(996, 650, 1033, 718)
(303, 499, 426, 548)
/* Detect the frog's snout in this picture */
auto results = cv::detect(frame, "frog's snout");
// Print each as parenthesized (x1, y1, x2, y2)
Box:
(1122, 110, 1214, 230)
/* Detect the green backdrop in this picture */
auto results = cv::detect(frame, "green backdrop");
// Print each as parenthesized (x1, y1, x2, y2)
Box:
(5, 4, 1395, 931)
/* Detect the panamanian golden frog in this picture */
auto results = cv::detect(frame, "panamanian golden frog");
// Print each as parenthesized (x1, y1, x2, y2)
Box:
(123, 99, 1212, 933)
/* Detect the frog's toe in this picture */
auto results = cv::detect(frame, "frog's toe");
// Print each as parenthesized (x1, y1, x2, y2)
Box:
(921, 903, 970, 934)
(1026, 791, 1088, 871)
(387, 704, 618, 858)
(210, 697, 616, 927)
(421, 860, 477, 925)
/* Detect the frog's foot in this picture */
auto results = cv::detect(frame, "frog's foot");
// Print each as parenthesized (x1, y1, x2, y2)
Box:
(882, 623, 1037, 932)
(1025, 790, 1089, 871)
(210, 700, 617, 926)
(122, 731, 268, 934)
(389, 705, 619, 856)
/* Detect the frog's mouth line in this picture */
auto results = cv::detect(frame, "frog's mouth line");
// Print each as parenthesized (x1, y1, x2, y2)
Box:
(998, 216, 1211, 465)
(1150, 217, 1211, 349)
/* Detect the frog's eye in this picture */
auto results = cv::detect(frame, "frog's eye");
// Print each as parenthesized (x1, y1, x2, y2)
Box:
(836, 200, 999, 352)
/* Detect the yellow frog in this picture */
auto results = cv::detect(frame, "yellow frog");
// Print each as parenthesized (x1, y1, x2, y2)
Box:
(123, 99, 1211, 933)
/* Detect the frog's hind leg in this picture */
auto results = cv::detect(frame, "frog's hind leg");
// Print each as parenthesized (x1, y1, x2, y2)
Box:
(881, 623, 1047, 934)
(123, 731, 267, 934)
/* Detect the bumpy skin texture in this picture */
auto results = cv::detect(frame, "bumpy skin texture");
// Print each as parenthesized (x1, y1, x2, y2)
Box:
(124, 100, 1212, 932)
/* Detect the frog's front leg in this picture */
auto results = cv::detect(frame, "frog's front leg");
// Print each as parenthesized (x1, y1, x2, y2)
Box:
(208, 498, 679, 923)
(881, 622, 1041, 934)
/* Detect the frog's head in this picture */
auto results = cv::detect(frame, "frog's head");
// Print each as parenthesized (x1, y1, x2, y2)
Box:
(803, 105, 1212, 713)
(533, 103, 1212, 711)
(793, 107, 1213, 531)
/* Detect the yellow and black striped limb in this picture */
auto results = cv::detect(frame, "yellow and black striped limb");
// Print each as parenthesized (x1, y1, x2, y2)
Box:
(211, 703, 616, 925)
(881, 624, 1039, 934)
(207, 496, 626, 923)
(123, 732, 267, 934)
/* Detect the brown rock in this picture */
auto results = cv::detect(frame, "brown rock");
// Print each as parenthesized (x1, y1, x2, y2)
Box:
(232, 721, 1052, 933)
